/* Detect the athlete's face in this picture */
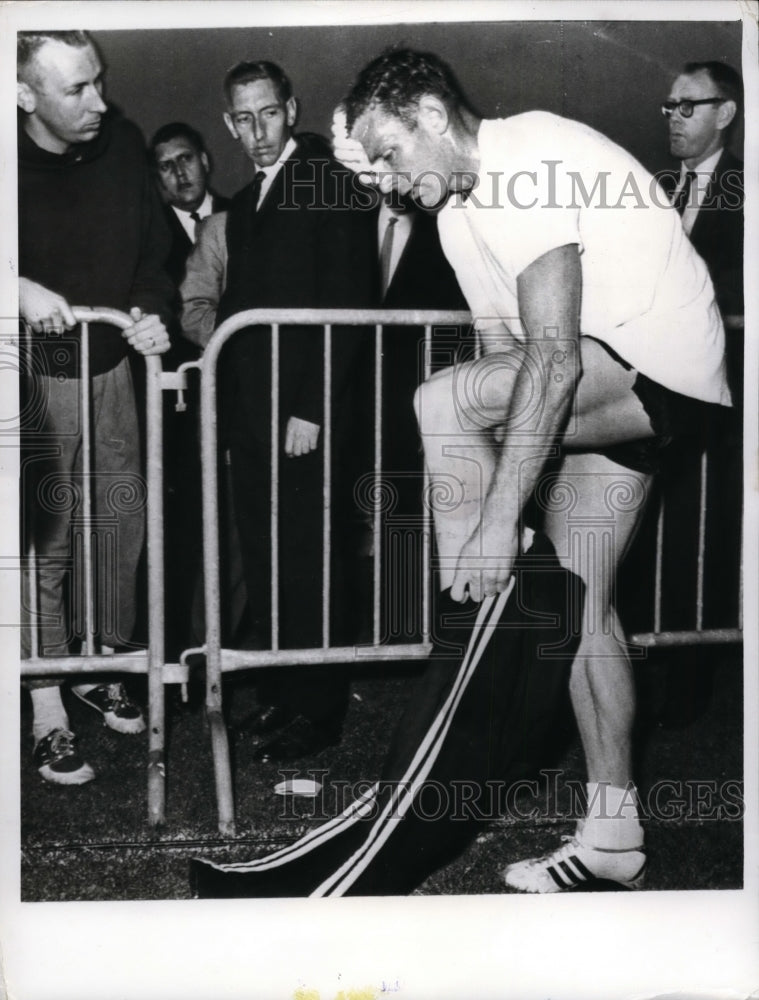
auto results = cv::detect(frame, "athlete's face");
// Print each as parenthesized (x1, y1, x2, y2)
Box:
(351, 103, 455, 209)
(224, 78, 296, 168)
(17, 40, 107, 153)
(154, 137, 210, 211)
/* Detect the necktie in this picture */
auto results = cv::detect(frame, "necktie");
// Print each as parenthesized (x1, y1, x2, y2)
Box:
(252, 170, 266, 211)
(673, 170, 696, 215)
(190, 210, 202, 242)
(380, 215, 398, 297)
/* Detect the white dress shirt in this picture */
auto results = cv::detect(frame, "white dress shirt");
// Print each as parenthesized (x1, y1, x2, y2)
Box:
(674, 147, 723, 236)
(255, 137, 298, 209)
(172, 190, 214, 243)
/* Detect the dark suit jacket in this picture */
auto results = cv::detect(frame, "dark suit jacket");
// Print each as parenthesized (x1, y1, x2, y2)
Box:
(661, 150, 744, 317)
(380, 205, 469, 425)
(353, 203, 469, 491)
(217, 133, 372, 439)
(162, 191, 230, 288)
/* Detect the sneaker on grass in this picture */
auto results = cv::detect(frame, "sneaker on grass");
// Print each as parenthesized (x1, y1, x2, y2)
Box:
(502, 835, 646, 893)
(33, 728, 95, 785)
(73, 682, 146, 735)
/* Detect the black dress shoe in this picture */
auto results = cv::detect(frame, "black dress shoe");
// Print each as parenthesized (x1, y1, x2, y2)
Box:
(237, 703, 293, 738)
(252, 715, 341, 763)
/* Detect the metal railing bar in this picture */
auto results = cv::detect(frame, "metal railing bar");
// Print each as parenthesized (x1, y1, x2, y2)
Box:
(79, 320, 95, 656)
(423, 324, 432, 641)
(322, 323, 332, 649)
(628, 628, 742, 648)
(654, 493, 664, 635)
(696, 449, 707, 631)
(373, 322, 383, 647)
(271, 323, 280, 651)
(216, 641, 434, 671)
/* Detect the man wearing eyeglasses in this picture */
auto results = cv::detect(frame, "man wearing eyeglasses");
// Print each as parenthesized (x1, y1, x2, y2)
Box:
(656, 62, 744, 726)
(662, 61, 743, 328)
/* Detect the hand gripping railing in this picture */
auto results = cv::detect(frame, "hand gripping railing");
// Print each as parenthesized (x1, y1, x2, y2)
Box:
(196, 308, 471, 834)
(20, 307, 167, 826)
(19, 307, 742, 836)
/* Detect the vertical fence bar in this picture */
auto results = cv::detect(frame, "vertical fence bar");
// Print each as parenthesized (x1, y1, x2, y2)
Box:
(373, 323, 383, 647)
(28, 543, 39, 659)
(23, 325, 40, 660)
(422, 324, 432, 641)
(271, 324, 280, 652)
(696, 449, 708, 632)
(738, 499, 744, 631)
(80, 321, 95, 655)
(145, 354, 166, 825)
(322, 324, 332, 648)
(653, 494, 664, 636)
(200, 333, 235, 835)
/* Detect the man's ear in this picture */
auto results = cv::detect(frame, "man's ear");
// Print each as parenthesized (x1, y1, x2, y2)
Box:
(17, 80, 36, 114)
(716, 99, 737, 133)
(285, 96, 298, 129)
(417, 94, 449, 135)
(200, 151, 210, 175)
(223, 112, 239, 140)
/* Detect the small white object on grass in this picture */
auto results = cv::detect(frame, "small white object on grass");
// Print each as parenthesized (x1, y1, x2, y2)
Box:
(273, 778, 322, 797)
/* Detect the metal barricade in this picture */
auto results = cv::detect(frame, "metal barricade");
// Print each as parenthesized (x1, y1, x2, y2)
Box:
(190, 309, 744, 835)
(18, 307, 743, 835)
(192, 308, 470, 833)
(19, 307, 174, 826)
(627, 446, 743, 648)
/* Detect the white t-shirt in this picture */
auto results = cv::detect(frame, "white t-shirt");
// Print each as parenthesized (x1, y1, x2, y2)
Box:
(438, 112, 729, 404)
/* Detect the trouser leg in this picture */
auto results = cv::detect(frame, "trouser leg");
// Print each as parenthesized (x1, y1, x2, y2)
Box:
(191, 535, 579, 898)
(22, 371, 81, 662)
(91, 357, 144, 649)
(229, 434, 348, 727)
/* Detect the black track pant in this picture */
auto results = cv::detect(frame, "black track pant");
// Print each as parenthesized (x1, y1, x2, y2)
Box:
(191, 532, 583, 897)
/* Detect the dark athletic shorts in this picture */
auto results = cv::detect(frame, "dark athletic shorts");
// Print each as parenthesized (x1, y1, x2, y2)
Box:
(579, 338, 724, 475)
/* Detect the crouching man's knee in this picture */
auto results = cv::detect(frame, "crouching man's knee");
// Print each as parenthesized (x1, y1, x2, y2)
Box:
(413, 368, 456, 433)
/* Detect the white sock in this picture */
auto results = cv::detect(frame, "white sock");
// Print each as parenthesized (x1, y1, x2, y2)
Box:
(579, 782, 644, 850)
(30, 687, 69, 744)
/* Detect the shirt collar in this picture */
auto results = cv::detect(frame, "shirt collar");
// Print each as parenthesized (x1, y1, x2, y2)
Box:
(172, 189, 213, 221)
(258, 136, 298, 183)
(681, 147, 723, 185)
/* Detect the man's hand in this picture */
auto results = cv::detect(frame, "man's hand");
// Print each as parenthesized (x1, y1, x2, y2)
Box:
(450, 517, 519, 603)
(19, 277, 76, 333)
(285, 416, 320, 457)
(123, 307, 170, 356)
(331, 105, 377, 182)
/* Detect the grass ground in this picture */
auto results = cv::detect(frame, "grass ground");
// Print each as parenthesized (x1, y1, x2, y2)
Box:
(20, 644, 743, 901)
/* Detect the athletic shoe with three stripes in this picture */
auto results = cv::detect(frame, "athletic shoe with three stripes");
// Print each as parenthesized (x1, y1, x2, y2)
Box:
(502, 835, 646, 893)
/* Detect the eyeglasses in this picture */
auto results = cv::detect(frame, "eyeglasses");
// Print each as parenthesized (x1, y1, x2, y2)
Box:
(661, 98, 725, 118)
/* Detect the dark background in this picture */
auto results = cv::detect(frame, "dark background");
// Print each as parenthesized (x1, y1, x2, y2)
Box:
(94, 19, 744, 198)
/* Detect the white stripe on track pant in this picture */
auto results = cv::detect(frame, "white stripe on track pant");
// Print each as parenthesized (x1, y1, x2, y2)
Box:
(191, 531, 582, 898)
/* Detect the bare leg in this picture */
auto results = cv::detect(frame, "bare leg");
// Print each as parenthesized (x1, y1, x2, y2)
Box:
(541, 451, 652, 788)
(413, 347, 521, 589)
(414, 336, 654, 586)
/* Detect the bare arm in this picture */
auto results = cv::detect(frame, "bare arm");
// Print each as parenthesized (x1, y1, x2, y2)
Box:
(451, 243, 582, 602)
